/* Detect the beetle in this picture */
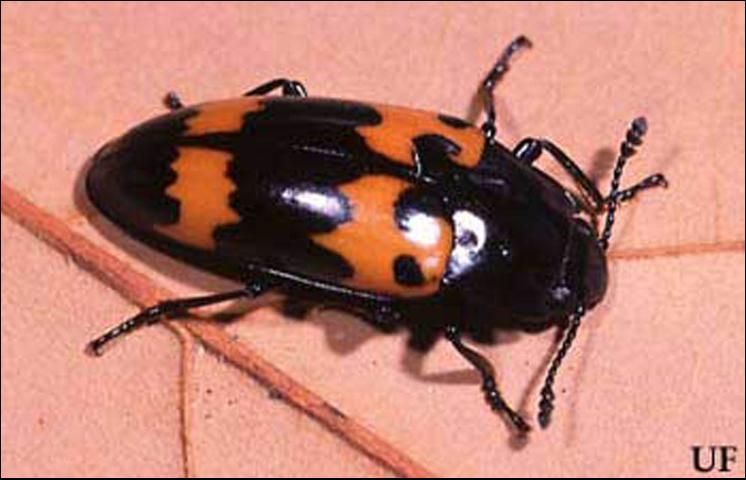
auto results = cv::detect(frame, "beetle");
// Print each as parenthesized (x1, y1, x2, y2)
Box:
(86, 36, 667, 433)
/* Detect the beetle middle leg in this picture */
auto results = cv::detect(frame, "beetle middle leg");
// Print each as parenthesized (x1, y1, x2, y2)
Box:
(86, 277, 276, 356)
(444, 325, 530, 433)
(161, 78, 308, 112)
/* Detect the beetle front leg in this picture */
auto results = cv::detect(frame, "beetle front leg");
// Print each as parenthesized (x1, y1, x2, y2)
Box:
(513, 137, 606, 211)
(444, 325, 530, 434)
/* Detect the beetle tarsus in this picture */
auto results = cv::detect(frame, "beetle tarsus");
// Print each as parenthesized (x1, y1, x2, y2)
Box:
(483, 375, 531, 433)
(86, 308, 159, 356)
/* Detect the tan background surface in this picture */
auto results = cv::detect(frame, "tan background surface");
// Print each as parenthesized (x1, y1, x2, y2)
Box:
(2, 2, 744, 477)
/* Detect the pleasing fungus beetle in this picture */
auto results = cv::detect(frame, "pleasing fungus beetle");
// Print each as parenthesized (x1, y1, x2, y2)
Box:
(86, 36, 667, 433)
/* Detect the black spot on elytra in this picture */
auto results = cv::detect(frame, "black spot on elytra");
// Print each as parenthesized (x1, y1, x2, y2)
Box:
(394, 185, 447, 233)
(393, 255, 425, 286)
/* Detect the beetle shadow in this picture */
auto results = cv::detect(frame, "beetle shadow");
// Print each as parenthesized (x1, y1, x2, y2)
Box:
(277, 292, 557, 365)
(401, 316, 556, 385)
(463, 89, 521, 141)
(588, 147, 617, 185)
(464, 89, 483, 127)
(217, 285, 558, 391)
(266, 301, 557, 446)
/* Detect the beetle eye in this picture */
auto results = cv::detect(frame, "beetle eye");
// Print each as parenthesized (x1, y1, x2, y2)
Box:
(457, 229, 478, 247)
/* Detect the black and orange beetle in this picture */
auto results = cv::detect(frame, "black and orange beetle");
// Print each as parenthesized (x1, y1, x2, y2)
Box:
(86, 36, 667, 433)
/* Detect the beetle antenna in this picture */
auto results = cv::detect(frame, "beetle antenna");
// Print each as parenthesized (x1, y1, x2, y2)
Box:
(598, 117, 667, 250)
(538, 305, 585, 428)
(537, 119, 668, 427)
(480, 35, 532, 141)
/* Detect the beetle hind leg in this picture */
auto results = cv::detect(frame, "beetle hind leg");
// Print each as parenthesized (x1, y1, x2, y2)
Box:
(444, 325, 530, 434)
(86, 278, 275, 356)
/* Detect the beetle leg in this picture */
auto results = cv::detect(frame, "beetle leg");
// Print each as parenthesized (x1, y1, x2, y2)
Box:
(480, 36, 532, 142)
(513, 137, 606, 211)
(369, 302, 402, 329)
(512, 137, 543, 164)
(244, 264, 400, 329)
(444, 325, 530, 434)
(243, 78, 308, 97)
(86, 280, 274, 356)
(242, 264, 390, 302)
(160, 78, 308, 110)
(163, 91, 184, 111)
